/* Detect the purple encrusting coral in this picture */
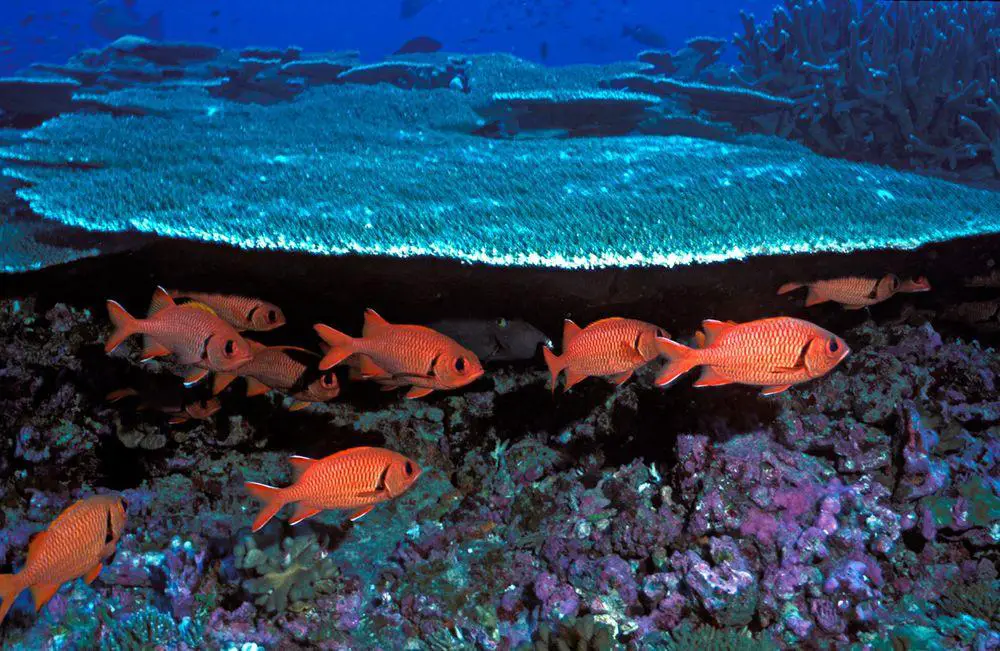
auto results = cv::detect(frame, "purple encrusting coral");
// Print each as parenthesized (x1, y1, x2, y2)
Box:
(0, 294, 997, 650)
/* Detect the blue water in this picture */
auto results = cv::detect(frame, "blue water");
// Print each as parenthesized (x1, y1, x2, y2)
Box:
(1, 0, 777, 75)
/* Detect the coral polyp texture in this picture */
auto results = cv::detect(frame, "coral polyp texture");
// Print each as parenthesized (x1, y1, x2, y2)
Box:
(1, 37, 999, 273)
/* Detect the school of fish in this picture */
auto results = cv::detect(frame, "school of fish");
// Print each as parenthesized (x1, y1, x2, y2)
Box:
(1, 272, 944, 625)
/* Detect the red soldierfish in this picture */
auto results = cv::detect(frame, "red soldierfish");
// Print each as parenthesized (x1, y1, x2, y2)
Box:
(167, 290, 286, 332)
(105, 287, 253, 385)
(542, 317, 668, 392)
(0, 494, 127, 623)
(655, 317, 849, 396)
(314, 309, 484, 399)
(245, 447, 422, 532)
(212, 340, 339, 411)
(105, 388, 221, 425)
(778, 274, 901, 309)
(898, 276, 932, 293)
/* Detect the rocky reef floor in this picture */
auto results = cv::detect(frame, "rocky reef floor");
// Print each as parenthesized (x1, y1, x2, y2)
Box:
(1, 241, 998, 650)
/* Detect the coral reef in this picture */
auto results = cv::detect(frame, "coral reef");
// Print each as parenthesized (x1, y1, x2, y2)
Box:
(2, 34, 999, 272)
(733, 0, 1000, 183)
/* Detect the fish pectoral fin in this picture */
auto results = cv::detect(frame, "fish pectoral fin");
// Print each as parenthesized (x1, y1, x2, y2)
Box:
(287, 400, 311, 412)
(30, 583, 60, 611)
(761, 384, 793, 396)
(245, 377, 271, 397)
(562, 367, 587, 391)
(692, 366, 731, 387)
(404, 386, 434, 399)
(182, 367, 209, 387)
(83, 563, 104, 585)
(140, 336, 172, 362)
(609, 370, 633, 386)
(289, 504, 322, 526)
(773, 338, 814, 374)
(348, 505, 376, 522)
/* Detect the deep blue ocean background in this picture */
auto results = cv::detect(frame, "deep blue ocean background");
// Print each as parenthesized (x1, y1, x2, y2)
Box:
(2, 0, 780, 75)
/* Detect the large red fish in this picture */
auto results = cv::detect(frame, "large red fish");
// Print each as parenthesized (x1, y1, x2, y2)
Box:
(245, 447, 422, 532)
(778, 274, 901, 309)
(314, 309, 484, 399)
(0, 494, 127, 623)
(167, 290, 286, 332)
(106, 287, 253, 385)
(542, 317, 667, 392)
(212, 341, 339, 411)
(655, 317, 849, 396)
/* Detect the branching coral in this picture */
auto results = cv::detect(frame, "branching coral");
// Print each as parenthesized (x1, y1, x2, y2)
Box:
(734, 0, 1000, 181)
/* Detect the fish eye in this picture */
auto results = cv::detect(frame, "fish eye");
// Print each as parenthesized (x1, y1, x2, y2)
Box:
(267, 310, 277, 323)
(828, 339, 840, 353)
(455, 357, 466, 372)
(322, 372, 335, 388)
(404, 461, 413, 476)
(224, 340, 236, 356)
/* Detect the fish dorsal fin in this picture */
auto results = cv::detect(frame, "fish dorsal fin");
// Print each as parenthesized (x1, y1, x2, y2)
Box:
(148, 286, 175, 316)
(363, 309, 390, 336)
(288, 455, 316, 480)
(700, 319, 736, 347)
(562, 319, 581, 346)
(182, 301, 217, 317)
(26, 530, 48, 564)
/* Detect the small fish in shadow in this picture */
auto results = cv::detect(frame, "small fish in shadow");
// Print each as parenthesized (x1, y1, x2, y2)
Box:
(394, 36, 442, 55)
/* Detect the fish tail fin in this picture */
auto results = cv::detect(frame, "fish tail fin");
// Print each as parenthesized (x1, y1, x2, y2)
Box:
(542, 346, 563, 393)
(105, 300, 141, 353)
(244, 482, 286, 532)
(777, 282, 803, 295)
(313, 324, 355, 370)
(654, 336, 699, 388)
(0, 573, 23, 624)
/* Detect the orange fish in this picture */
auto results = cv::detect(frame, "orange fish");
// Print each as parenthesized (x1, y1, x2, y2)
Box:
(167, 290, 286, 332)
(655, 317, 849, 396)
(313, 309, 484, 399)
(212, 340, 339, 411)
(0, 494, 127, 623)
(778, 274, 901, 309)
(245, 446, 422, 532)
(105, 388, 221, 424)
(105, 287, 253, 385)
(542, 317, 668, 392)
(898, 276, 932, 293)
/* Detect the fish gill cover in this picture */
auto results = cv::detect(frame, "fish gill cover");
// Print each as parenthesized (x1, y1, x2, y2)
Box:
(0, 17, 998, 272)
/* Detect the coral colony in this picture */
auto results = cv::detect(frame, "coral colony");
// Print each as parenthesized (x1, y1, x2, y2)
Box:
(0, 1, 998, 650)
